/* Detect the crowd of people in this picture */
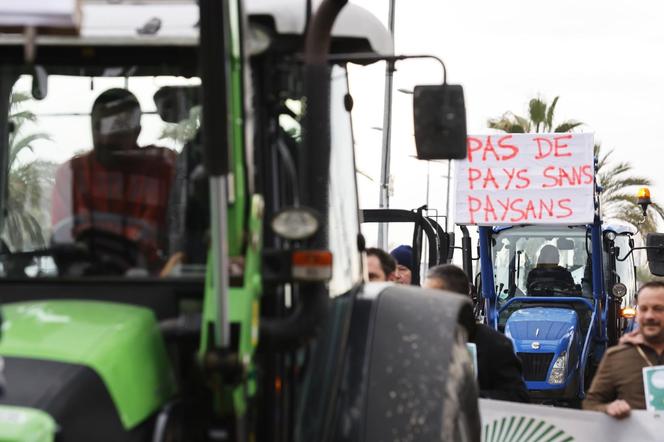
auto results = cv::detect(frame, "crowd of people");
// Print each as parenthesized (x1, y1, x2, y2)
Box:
(364, 245, 664, 417)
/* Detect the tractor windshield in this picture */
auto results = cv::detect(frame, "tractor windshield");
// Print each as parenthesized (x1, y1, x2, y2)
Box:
(492, 226, 591, 303)
(0, 72, 205, 278)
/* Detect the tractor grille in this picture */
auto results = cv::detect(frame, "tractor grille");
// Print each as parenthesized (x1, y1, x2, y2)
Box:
(517, 352, 554, 382)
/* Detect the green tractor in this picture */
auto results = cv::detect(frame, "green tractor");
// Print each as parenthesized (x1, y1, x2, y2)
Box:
(0, 0, 479, 440)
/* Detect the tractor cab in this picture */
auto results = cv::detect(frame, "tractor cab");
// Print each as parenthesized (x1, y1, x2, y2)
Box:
(493, 226, 591, 325)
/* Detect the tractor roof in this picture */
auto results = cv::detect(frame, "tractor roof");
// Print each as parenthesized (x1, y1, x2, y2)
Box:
(0, 0, 393, 55)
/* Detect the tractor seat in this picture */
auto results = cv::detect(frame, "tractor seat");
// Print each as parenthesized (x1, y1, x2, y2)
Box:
(526, 266, 578, 296)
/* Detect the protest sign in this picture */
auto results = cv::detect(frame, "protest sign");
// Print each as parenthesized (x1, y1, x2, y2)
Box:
(480, 399, 663, 441)
(455, 133, 594, 225)
(643, 366, 664, 411)
(467, 343, 477, 378)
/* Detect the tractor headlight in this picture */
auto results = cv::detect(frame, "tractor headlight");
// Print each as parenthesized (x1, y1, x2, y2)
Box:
(271, 207, 320, 241)
(548, 352, 568, 385)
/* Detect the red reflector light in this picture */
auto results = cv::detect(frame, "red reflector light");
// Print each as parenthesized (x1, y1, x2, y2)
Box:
(292, 250, 333, 281)
(292, 250, 333, 266)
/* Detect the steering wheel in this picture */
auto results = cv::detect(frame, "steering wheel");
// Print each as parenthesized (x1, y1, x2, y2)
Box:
(0, 229, 146, 277)
(527, 279, 580, 297)
(66, 228, 145, 276)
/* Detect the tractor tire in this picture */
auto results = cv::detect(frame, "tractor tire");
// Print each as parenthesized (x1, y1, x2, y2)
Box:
(441, 329, 481, 442)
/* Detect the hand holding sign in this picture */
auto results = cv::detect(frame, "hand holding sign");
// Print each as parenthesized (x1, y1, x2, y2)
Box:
(456, 133, 594, 225)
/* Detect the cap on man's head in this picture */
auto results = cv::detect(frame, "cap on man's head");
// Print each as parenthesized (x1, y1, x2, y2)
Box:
(390, 245, 413, 271)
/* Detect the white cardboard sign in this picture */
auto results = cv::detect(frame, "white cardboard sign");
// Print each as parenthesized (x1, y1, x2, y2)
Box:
(455, 133, 594, 225)
(480, 399, 663, 441)
(643, 365, 664, 411)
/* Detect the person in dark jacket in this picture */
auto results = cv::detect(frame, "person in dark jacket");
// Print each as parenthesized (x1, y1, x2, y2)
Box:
(424, 264, 530, 402)
(390, 245, 418, 285)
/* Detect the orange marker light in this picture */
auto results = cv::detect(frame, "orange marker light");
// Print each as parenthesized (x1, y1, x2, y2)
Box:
(638, 187, 651, 200)
(292, 250, 333, 281)
(637, 187, 652, 216)
(620, 306, 637, 319)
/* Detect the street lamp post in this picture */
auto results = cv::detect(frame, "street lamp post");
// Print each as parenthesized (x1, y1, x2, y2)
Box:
(377, 0, 396, 250)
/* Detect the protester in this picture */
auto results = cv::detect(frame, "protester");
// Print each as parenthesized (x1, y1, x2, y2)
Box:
(390, 244, 417, 285)
(51, 88, 176, 273)
(365, 247, 397, 282)
(526, 244, 576, 295)
(583, 281, 664, 418)
(424, 264, 530, 402)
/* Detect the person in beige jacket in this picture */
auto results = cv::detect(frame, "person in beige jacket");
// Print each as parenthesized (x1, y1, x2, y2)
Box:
(583, 281, 664, 418)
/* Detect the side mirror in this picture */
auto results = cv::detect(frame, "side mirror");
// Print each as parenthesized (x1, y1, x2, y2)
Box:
(413, 84, 467, 160)
(646, 233, 664, 276)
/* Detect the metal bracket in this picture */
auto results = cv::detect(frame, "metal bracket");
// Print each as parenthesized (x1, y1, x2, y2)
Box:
(23, 26, 36, 64)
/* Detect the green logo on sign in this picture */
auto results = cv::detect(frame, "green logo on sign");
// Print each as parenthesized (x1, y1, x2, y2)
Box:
(482, 416, 574, 442)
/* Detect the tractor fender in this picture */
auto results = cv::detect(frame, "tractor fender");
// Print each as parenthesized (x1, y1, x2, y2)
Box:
(296, 283, 480, 442)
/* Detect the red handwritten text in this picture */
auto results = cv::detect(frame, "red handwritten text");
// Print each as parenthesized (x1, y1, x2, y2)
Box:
(467, 195, 573, 224)
(467, 135, 519, 163)
(533, 134, 573, 159)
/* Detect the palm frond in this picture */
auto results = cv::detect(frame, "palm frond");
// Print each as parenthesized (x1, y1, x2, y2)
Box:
(2, 92, 55, 250)
(8, 132, 52, 170)
(9, 92, 31, 108)
(545, 96, 559, 131)
(528, 98, 547, 130)
(554, 121, 583, 133)
(595, 145, 612, 171)
(487, 115, 516, 132)
(601, 178, 652, 196)
(9, 110, 38, 124)
(513, 115, 532, 133)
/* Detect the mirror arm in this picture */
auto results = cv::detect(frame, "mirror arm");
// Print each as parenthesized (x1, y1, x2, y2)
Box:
(616, 245, 664, 262)
(324, 53, 447, 84)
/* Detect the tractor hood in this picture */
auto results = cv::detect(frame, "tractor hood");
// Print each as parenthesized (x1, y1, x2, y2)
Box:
(0, 300, 176, 431)
(505, 307, 577, 352)
(505, 307, 579, 390)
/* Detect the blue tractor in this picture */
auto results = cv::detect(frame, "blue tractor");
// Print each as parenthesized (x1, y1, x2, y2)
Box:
(475, 219, 639, 404)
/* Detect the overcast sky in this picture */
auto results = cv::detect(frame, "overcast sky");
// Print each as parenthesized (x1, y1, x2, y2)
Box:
(348, 0, 664, 248)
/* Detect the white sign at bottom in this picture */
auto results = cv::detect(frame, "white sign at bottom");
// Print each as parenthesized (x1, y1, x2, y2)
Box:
(480, 399, 663, 441)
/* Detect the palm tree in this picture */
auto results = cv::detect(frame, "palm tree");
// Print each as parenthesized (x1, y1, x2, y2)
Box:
(160, 105, 201, 146)
(595, 145, 664, 234)
(487, 96, 663, 235)
(488, 97, 582, 134)
(4, 91, 55, 250)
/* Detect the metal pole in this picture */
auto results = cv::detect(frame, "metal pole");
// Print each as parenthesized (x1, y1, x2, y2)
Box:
(445, 160, 452, 231)
(377, 0, 396, 250)
(210, 176, 231, 348)
(425, 160, 430, 207)
(199, 0, 232, 349)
